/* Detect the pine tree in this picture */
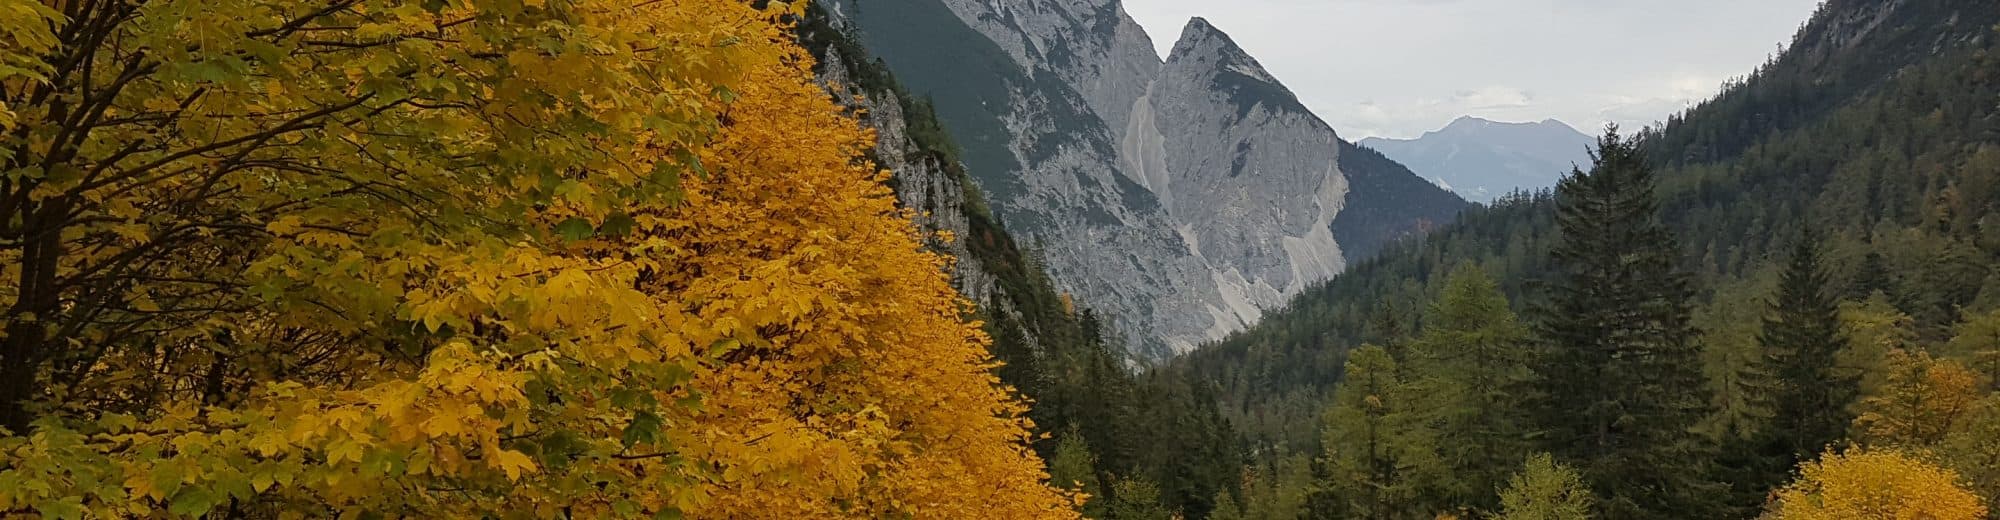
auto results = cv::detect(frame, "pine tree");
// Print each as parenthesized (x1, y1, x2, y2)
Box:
(1532, 128, 1720, 519)
(1752, 227, 1858, 490)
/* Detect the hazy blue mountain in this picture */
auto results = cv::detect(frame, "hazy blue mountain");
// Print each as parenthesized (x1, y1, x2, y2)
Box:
(1360, 116, 1594, 203)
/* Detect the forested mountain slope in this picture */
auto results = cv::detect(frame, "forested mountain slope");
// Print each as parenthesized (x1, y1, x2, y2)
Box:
(1152, 0, 2000, 518)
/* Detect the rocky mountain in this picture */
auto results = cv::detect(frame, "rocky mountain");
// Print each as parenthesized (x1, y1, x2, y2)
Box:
(827, 0, 1464, 357)
(800, 8, 1150, 464)
(1170, 0, 2000, 447)
(1359, 116, 1594, 203)
(799, 5, 1066, 354)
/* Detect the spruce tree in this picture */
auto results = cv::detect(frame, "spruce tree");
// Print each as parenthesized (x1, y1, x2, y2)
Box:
(1753, 227, 1857, 488)
(1847, 250, 1892, 301)
(1532, 128, 1719, 519)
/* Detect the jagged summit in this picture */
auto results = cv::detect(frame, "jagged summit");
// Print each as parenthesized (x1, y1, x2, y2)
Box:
(1165, 17, 1304, 120)
(835, 0, 1464, 357)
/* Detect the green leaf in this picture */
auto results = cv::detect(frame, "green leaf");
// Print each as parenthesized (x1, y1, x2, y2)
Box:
(168, 487, 217, 516)
(600, 213, 636, 237)
(650, 160, 685, 205)
(672, 148, 705, 179)
(35, 497, 84, 520)
(555, 218, 595, 241)
(149, 464, 183, 500)
(621, 411, 663, 448)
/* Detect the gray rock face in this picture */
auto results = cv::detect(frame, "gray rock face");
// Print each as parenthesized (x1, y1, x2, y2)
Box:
(933, 0, 1160, 139)
(1359, 117, 1594, 203)
(817, 46, 1002, 305)
(1138, 19, 1353, 343)
(837, 0, 1463, 357)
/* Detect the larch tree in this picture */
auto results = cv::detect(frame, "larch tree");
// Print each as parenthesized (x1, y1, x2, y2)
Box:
(1945, 309, 2000, 391)
(1404, 264, 1533, 510)
(1104, 476, 1174, 520)
(0, 0, 1078, 518)
(1313, 344, 1442, 520)
(1837, 295, 1918, 402)
(1048, 429, 1107, 519)
(1940, 395, 2000, 515)
(1852, 349, 1983, 448)
(1494, 453, 1593, 520)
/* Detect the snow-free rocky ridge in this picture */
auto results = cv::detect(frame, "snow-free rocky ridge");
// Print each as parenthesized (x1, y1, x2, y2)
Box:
(831, 0, 1463, 357)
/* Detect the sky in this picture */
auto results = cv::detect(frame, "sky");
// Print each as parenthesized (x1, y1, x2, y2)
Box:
(1122, 0, 1824, 140)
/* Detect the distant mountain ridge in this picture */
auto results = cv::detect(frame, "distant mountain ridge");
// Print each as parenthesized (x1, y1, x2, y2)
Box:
(1171, 0, 2000, 457)
(829, 0, 1464, 356)
(1360, 116, 1595, 203)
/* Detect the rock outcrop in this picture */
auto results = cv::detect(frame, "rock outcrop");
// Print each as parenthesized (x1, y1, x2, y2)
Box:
(832, 0, 1464, 357)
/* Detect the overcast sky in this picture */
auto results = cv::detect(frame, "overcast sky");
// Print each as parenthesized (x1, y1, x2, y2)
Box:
(1121, 0, 1824, 139)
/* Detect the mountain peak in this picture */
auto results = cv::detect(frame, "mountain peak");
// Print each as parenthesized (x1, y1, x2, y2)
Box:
(1163, 16, 1301, 119)
(1363, 115, 1594, 203)
(1179, 16, 1222, 42)
(1445, 115, 1495, 130)
(1168, 17, 1258, 71)
(1434, 116, 1585, 137)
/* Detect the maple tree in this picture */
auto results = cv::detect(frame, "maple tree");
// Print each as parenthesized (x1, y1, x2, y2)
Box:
(1768, 448, 1987, 520)
(0, 0, 1077, 518)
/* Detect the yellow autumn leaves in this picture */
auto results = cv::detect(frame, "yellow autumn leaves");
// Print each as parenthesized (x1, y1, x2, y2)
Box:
(1772, 448, 1986, 520)
(0, 0, 1076, 517)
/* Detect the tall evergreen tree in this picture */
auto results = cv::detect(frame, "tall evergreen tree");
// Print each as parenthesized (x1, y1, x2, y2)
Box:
(1847, 250, 1893, 301)
(1532, 128, 1720, 519)
(1133, 375, 1241, 518)
(1752, 227, 1857, 491)
(1312, 345, 1443, 520)
(1048, 429, 1109, 519)
(1406, 264, 1536, 510)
